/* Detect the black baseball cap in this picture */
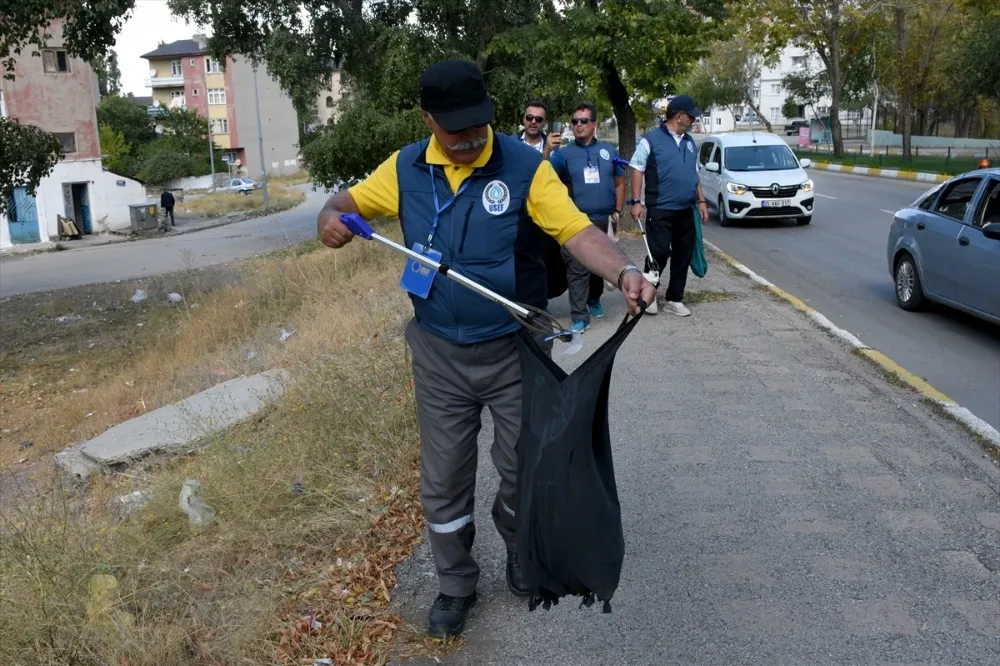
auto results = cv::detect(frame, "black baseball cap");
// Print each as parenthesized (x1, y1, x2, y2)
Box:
(419, 60, 495, 132)
(667, 95, 702, 118)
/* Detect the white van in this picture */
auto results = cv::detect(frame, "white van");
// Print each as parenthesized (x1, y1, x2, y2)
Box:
(697, 132, 815, 226)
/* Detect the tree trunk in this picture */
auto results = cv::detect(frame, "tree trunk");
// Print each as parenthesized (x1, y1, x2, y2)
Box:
(895, 1, 912, 158)
(745, 97, 772, 131)
(602, 60, 635, 230)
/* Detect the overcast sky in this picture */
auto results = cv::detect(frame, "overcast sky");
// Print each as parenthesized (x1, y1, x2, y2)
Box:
(114, 0, 207, 97)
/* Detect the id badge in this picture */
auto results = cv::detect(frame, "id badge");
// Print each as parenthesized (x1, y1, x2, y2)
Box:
(400, 243, 441, 299)
(583, 165, 600, 184)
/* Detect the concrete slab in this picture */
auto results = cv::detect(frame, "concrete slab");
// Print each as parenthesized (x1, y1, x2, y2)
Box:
(78, 369, 289, 465)
(53, 441, 101, 480)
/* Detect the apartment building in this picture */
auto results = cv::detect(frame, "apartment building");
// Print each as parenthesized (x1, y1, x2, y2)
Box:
(313, 67, 343, 128)
(1, 21, 146, 248)
(141, 35, 301, 178)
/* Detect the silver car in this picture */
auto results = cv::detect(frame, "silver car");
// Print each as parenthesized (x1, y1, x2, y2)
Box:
(886, 168, 1000, 324)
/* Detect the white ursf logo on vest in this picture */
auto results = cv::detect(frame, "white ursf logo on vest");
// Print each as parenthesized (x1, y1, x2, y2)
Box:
(600, 149, 610, 161)
(482, 180, 511, 215)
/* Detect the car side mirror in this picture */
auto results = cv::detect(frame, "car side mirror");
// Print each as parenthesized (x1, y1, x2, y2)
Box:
(982, 221, 1000, 241)
(704, 161, 721, 173)
(799, 158, 812, 168)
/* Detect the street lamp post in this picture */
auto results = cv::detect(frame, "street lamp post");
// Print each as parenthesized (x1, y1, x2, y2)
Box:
(208, 124, 216, 187)
(253, 66, 269, 209)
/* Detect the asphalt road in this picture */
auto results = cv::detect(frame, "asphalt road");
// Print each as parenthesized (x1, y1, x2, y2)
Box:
(0, 189, 328, 297)
(703, 169, 1000, 430)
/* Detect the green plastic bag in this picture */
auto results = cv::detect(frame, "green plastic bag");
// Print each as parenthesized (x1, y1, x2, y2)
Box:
(690, 205, 708, 278)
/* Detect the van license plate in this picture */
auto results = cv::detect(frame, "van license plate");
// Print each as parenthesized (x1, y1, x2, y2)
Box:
(762, 199, 790, 207)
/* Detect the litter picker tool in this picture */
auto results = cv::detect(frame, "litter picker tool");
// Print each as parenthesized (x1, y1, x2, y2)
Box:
(612, 157, 659, 314)
(339, 213, 581, 346)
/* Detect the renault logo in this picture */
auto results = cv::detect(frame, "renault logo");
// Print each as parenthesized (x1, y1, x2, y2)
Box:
(770, 183, 780, 195)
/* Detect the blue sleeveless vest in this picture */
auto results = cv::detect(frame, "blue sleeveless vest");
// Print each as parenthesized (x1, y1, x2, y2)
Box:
(642, 126, 700, 211)
(552, 139, 618, 219)
(397, 133, 550, 345)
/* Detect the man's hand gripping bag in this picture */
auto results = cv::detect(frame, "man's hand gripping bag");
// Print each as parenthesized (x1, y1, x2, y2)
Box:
(514, 308, 644, 613)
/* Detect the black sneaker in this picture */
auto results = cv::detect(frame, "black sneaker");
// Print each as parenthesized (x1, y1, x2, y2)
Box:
(506, 550, 531, 598)
(427, 591, 477, 638)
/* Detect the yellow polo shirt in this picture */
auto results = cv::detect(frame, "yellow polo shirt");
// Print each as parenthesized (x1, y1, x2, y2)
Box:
(348, 127, 592, 245)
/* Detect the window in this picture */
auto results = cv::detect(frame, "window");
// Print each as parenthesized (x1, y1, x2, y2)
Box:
(171, 60, 182, 76)
(792, 56, 807, 70)
(53, 132, 76, 153)
(933, 177, 982, 222)
(191, 88, 199, 96)
(207, 88, 226, 105)
(724, 145, 800, 172)
(716, 117, 722, 126)
(771, 107, 781, 121)
(0, 90, 6, 118)
(752, 87, 760, 100)
(189, 58, 195, 66)
(325, 95, 334, 108)
(209, 118, 229, 135)
(973, 179, 1000, 228)
(205, 57, 222, 73)
(817, 106, 829, 115)
(698, 141, 714, 165)
(170, 90, 185, 99)
(42, 49, 70, 73)
(771, 84, 782, 95)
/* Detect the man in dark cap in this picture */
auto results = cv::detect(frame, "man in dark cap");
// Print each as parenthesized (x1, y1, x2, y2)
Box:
(628, 94, 709, 317)
(317, 59, 655, 638)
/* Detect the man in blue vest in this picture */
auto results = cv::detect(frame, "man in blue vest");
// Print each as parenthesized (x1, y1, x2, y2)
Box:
(549, 102, 625, 331)
(628, 95, 710, 317)
(317, 60, 655, 639)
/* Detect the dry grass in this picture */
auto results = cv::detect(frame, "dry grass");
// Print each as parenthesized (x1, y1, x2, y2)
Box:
(269, 170, 313, 187)
(0, 225, 431, 665)
(180, 183, 306, 218)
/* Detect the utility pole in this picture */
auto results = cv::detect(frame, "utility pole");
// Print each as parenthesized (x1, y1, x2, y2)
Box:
(253, 66, 269, 209)
(208, 124, 216, 187)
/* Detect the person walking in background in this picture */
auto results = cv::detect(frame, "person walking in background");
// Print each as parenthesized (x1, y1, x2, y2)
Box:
(316, 60, 655, 639)
(628, 95, 710, 317)
(549, 102, 625, 331)
(160, 190, 175, 226)
(517, 100, 560, 159)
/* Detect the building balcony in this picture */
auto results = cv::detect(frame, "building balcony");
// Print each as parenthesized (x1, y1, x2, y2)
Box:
(144, 74, 185, 88)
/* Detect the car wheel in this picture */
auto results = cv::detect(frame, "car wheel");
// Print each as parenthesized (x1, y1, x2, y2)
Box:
(717, 196, 731, 227)
(894, 253, 926, 311)
(795, 216, 811, 226)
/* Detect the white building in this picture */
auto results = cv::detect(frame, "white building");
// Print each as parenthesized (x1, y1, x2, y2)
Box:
(1, 21, 147, 249)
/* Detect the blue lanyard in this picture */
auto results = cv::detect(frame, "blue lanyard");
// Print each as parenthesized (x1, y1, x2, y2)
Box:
(427, 165, 470, 249)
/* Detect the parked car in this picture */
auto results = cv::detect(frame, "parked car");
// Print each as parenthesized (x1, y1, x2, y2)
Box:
(217, 178, 261, 195)
(885, 168, 1000, 324)
(697, 132, 815, 226)
(785, 119, 809, 135)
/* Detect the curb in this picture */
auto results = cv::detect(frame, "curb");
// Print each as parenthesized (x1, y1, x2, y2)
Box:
(810, 161, 951, 184)
(704, 240, 1000, 452)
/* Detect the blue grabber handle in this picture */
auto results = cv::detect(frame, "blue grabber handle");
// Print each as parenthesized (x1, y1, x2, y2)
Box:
(612, 156, 631, 169)
(340, 212, 375, 239)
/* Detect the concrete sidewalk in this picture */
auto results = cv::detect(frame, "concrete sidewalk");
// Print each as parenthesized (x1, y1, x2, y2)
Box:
(392, 235, 999, 665)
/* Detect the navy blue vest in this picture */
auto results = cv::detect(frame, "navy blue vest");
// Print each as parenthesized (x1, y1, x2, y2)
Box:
(552, 139, 618, 219)
(396, 133, 550, 345)
(642, 127, 700, 211)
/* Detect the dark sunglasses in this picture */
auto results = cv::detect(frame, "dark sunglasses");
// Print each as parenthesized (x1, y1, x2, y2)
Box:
(571, 117, 593, 125)
(444, 122, 488, 135)
(523, 114, 546, 123)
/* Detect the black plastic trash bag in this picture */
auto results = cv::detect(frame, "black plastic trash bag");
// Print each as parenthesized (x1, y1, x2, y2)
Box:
(514, 308, 644, 613)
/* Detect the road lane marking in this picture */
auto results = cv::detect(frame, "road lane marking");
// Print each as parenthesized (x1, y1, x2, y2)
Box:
(881, 209, 896, 215)
(815, 193, 836, 199)
(701, 239, 1000, 452)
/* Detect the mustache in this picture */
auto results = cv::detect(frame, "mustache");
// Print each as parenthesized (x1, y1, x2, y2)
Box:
(449, 136, 488, 151)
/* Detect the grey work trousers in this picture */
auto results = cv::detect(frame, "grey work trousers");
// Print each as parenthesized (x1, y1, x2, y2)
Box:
(561, 215, 610, 324)
(405, 317, 549, 597)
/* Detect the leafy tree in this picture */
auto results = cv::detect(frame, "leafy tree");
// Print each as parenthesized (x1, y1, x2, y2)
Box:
(137, 150, 200, 185)
(680, 51, 743, 122)
(0, 118, 62, 215)
(740, 0, 878, 156)
(302, 94, 427, 188)
(97, 95, 156, 150)
(156, 108, 211, 159)
(782, 97, 801, 120)
(0, 1, 135, 78)
(98, 123, 137, 177)
(93, 50, 122, 97)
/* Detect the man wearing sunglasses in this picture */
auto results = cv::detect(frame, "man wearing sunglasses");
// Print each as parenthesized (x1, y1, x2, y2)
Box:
(316, 59, 655, 639)
(549, 102, 626, 331)
(518, 100, 560, 158)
